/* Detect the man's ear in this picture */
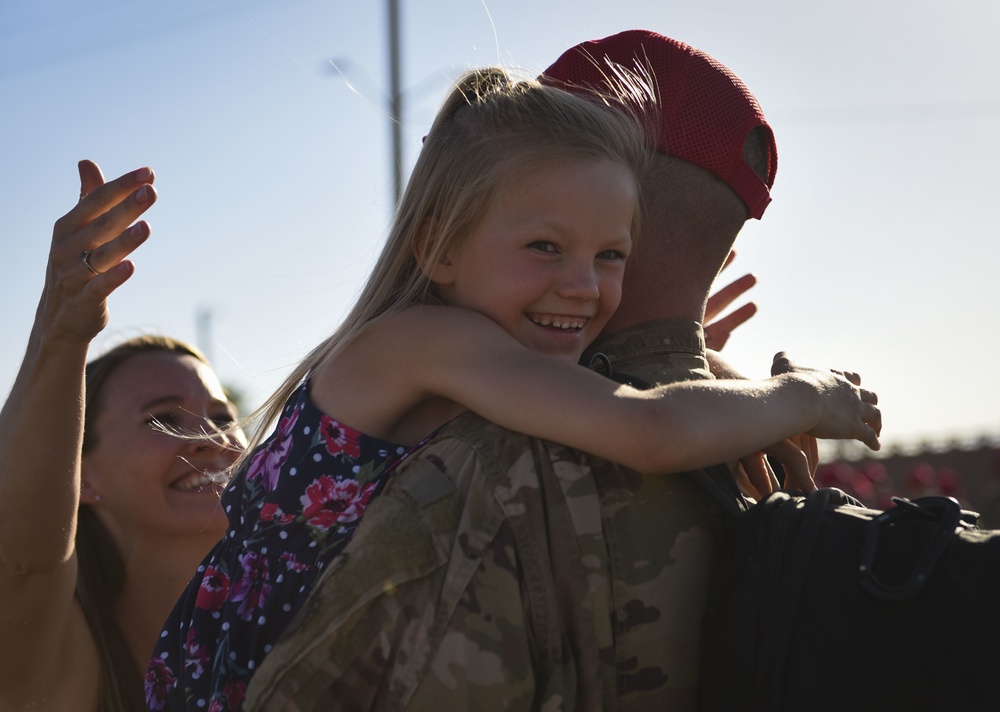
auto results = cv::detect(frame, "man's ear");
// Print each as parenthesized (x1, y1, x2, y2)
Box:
(412, 217, 455, 285)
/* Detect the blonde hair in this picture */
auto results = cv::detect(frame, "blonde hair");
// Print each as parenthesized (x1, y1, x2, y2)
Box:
(238, 66, 654, 459)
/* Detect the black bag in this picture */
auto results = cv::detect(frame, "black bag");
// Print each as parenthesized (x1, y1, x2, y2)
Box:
(699, 488, 1000, 711)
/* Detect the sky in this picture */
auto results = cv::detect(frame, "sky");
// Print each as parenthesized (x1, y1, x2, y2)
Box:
(2, 0, 998, 457)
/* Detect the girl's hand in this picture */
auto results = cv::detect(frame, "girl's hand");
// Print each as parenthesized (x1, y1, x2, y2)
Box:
(771, 352, 882, 451)
(36, 160, 156, 347)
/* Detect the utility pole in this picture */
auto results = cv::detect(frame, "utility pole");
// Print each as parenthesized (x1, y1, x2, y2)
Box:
(387, 0, 403, 204)
(195, 307, 214, 366)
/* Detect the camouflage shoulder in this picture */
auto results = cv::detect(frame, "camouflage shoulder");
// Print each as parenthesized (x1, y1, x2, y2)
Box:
(245, 414, 535, 711)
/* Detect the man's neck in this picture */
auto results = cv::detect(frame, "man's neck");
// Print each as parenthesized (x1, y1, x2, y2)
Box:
(583, 318, 711, 386)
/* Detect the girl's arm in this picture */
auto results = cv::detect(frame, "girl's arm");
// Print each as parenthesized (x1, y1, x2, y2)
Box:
(706, 348, 821, 494)
(326, 305, 880, 476)
(0, 161, 155, 695)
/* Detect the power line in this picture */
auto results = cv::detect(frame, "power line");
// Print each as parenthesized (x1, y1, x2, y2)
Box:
(780, 101, 1000, 125)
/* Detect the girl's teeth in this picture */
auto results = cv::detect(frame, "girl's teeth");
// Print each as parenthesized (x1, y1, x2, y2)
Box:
(532, 316, 585, 330)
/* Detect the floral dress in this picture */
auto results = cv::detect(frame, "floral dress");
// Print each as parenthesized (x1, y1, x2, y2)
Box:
(145, 380, 423, 711)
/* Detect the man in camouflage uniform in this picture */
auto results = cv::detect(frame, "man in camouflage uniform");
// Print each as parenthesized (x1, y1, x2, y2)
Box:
(246, 30, 778, 711)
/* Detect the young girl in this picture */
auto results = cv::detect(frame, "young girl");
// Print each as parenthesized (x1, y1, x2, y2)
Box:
(147, 68, 879, 710)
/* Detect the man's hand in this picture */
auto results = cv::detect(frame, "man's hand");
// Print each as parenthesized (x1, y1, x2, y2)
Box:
(736, 434, 819, 498)
(705, 251, 757, 351)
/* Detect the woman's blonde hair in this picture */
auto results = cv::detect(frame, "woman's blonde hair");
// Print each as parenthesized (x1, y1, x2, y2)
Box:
(238, 66, 655, 458)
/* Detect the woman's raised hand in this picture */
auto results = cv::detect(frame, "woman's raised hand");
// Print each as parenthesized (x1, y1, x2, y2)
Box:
(39, 160, 156, 345)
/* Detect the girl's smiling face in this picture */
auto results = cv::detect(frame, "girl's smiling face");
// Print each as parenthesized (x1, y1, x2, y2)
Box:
(432, 157, 637, 364)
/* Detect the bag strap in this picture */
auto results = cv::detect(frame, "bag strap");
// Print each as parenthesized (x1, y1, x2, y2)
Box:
(755, 489, 833, 707)
(858, 495, 964, 601)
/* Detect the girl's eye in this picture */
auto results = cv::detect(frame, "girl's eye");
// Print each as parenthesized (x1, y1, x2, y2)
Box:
(597, 249, 626, 261)
(529, 241, 558, 254)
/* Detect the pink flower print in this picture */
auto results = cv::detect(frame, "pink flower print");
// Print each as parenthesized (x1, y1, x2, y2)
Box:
(245, 405, 301, 491)
(280, 550, 314, 573)
(300, 476, 377, 530)
(334, 479, 378, 525)
(230, 550, 272, 621)
(208, 698, 226, 712)
(223, 679, 247, 709)
(144, 657, 176, 710)
(319, 415, 361, 458)
(183, 628, 209, 680)
(259, 502, 295, 525)
(195, 565, 231, 612)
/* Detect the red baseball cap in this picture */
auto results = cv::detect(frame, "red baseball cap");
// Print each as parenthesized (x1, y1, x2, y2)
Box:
(541, 30, 777, 219)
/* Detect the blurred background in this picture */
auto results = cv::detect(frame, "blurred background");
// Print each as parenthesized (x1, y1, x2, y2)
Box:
(2, 0, 998, 513)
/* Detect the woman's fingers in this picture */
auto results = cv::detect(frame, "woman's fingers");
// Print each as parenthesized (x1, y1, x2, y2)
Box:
(55, 162, 156, 282)
(55, 183, 156, 289)
(79, 220, 150, 276)
(55, 165, 155, 244)
(38, 162, 155, 341)
(84, 260, 136, 303)
(78, 159, 107, 199)
(75, 182, 156, 253)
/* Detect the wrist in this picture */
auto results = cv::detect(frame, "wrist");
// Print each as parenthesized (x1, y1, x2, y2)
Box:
(774, 372, 824, 429)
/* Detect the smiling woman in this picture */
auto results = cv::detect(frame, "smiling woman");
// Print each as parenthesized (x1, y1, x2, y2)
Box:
(77, 337, 239, 709)
(0, 161, 241, 712)
(81, 343, 236, 534)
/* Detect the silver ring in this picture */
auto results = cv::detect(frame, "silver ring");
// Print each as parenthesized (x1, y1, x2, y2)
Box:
(80, 250, 100, 275)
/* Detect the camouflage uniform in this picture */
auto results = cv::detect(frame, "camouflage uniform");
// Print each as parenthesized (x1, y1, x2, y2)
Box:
(246, 319, 747, 711)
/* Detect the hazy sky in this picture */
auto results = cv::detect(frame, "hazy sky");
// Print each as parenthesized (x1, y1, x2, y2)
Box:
(2, 0, 998, 453)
